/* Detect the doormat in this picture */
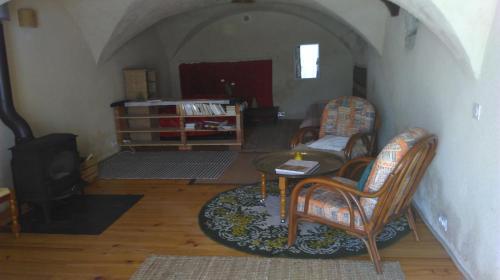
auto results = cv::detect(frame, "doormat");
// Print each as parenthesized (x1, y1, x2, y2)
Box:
(131, 255, 405, 280)
(99, 151, 238, 180)
(199, 182, 410, 258)
(20, 194, 142, 235)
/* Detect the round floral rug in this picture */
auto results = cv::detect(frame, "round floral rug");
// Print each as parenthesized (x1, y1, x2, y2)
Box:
(199, 182, 411, 258)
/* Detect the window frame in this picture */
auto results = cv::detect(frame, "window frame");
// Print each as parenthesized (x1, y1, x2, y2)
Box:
(295, 43, 320, 80)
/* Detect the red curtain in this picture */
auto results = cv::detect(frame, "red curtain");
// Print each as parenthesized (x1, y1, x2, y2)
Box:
(179, 60, 273, 107)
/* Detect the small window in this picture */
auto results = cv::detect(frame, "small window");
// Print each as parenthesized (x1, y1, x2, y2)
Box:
(295, 43, 319, 79)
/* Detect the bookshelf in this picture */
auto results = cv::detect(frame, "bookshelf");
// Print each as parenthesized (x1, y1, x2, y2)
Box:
(111, 100, 243, 150)
(123, 69, 158, 142)
(123, 69, 157, 100)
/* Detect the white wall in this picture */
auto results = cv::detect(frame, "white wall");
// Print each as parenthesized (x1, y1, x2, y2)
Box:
(159, 11, 354, 119)
(59, 0, 135, 62)
(0, 0, 168, 187)
(367, 9, 500, 280)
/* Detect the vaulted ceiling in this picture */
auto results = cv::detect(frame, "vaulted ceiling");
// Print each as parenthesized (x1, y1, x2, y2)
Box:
(60, 0, 388, 63)
(1, 0, 497, 77)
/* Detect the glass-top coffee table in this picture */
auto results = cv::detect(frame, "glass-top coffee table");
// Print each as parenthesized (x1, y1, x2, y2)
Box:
(253, 150, 344, 222)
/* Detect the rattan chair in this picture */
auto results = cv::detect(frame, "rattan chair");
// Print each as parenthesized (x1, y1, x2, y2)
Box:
(288, 128, 437, 273)
(290, 96, 379, 160)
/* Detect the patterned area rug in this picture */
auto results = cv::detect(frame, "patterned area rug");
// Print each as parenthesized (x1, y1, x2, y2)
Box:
(99, 151, 238, 180)
(199, 182, 410, 258)
(131, 255, 405, 280)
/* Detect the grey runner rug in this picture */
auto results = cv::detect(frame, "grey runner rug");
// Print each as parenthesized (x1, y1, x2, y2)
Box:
(99, 151, 238, 180)
(131, 255, 405, 280)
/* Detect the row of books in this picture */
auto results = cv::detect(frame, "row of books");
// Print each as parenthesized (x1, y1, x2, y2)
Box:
(275, 159, 320, 175)
(185, 121, 236, 131)
(180, 103, 229, 116)
(226, 106, 236, 115)
(185, 123, 196, 130)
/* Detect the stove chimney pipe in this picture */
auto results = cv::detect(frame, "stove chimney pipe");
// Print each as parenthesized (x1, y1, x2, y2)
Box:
(0, 4, 34, 144)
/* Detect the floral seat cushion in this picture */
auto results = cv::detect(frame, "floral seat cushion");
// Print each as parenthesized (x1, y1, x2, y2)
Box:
(319, 96, 376, 138)
(297, 128, 429, 228)
(297, 177, 366, 230)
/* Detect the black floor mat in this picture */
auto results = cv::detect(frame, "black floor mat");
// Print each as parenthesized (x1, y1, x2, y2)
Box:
(19, 194, 143, 235)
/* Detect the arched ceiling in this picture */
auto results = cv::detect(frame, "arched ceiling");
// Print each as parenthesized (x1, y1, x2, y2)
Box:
(389, 0, 498, 77)
(164, 3, 365, 60)
(73, 0, 388, 64)
(60, 0, 135, 61)
(2, 0, 497, 77)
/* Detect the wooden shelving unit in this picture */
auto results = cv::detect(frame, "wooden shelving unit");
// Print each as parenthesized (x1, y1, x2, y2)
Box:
(122, 69, 159, 143)
(112, 100, 243, 150)
(123, 69, 157, 100)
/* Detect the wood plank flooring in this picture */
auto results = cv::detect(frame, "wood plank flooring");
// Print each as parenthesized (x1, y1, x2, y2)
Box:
(0, 179, 463, 279)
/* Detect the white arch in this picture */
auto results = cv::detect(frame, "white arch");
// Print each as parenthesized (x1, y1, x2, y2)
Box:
(390, 0, 498, 77)
(60, 0, 135, 62)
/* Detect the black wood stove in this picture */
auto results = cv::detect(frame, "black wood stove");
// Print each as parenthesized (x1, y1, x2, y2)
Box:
(10, 134, 85, 222)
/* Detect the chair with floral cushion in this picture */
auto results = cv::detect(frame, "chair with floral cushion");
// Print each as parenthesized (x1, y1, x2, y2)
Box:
(290, 96, 379, 161)
(288, 128, 438, 273)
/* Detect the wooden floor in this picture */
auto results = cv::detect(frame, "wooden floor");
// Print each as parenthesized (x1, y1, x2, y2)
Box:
(0, 179, 463, 279)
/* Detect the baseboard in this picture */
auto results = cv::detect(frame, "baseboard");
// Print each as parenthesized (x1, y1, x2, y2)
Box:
(412, 202, 473, 280)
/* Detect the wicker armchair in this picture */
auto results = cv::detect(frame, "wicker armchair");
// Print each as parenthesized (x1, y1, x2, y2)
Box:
(290, 96, 379, 160)
(288, 128, 438, 273)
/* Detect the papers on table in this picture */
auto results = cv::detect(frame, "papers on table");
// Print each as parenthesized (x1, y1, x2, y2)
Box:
(307, 135, 349, 152)
(275, 159, 320, 175)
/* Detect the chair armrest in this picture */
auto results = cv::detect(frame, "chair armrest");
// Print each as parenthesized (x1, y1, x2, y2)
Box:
(291, 176, 368, 198)
(344, 131, 377, 160)
(290, 176, 379, 229)
(290, 126, 320, 148)
(338, 157, 376, 180)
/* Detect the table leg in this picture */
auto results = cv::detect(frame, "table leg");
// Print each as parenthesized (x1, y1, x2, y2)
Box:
(279, 176, 287, 223)
(260, 173, 267, 202)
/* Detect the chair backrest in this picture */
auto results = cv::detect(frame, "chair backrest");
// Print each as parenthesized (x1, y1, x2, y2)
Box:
(359, 128, 437, 230)
(318, 96, 376, 138)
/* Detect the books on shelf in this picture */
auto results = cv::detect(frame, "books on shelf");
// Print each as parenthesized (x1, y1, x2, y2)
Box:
(181, 103, 228, 116)
(185, 123, 196, 130)
(202, 120, 222, 129)
(275, 159, 320, 175)
(225, 106, 236, 115)
(219, 125, 236, 130)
